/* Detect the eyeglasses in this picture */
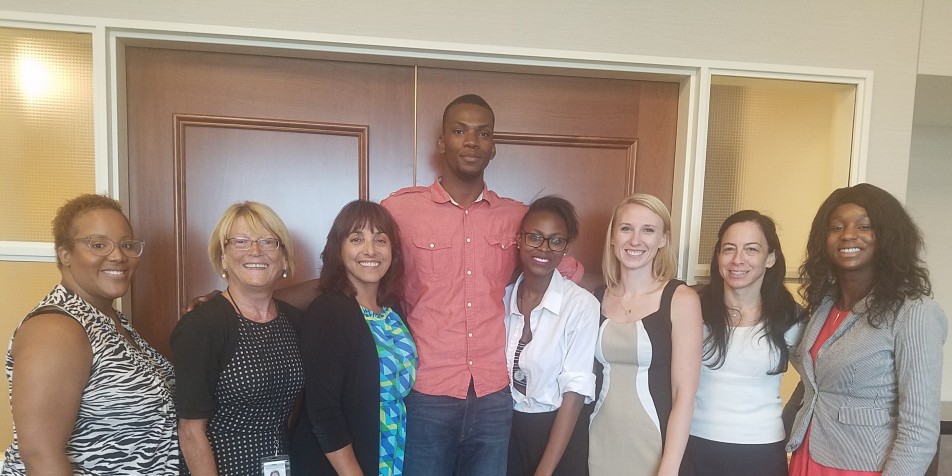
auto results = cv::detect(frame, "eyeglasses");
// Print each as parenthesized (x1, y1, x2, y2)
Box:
(225, 237, 281, 251)
(521, 232, 569, 252)
(72, 236, 145, 257)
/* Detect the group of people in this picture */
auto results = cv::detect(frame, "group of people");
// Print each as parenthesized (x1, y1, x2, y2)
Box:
(1, 94, 946, 476)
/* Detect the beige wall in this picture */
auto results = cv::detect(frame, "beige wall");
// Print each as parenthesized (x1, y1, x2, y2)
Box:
(908, 123, 952, 399)
(919, 0, 952, 76)
(0, 262, 61, 445)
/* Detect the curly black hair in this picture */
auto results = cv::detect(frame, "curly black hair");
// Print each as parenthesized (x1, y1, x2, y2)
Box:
(701, 210, 802, 374)
(799, 183, 931, 327)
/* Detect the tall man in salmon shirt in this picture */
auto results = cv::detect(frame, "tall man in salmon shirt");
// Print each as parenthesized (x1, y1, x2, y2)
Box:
(382, 94, 580, 475)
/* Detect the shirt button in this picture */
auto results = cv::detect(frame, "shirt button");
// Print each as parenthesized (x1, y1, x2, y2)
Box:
(468, 332, 473, 337)
(468, 361, 473, 365)
(466, 270, 472, 276)
(466, 237, 472, 243)
(465, 210, 469, 215)
(467, 302, 473, 308)
(429, 243, 435, 248)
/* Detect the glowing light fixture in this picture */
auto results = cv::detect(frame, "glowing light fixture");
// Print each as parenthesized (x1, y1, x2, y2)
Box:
(17, 55, 54, 100)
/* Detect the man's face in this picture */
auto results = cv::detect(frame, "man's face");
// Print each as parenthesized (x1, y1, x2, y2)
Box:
(438, 103, 496, 181)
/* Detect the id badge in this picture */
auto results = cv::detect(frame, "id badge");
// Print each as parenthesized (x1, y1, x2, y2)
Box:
(261, 454, 290, 476)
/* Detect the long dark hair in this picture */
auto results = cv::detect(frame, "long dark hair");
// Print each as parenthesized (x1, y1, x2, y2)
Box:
(702, 210, 801, 374)
(799, 183, 931, 327)
(319, 200, 404, 308)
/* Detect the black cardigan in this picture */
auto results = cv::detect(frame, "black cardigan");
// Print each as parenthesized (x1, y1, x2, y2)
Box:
(171, 294, 301, 419)
(291, 290, 401, 475)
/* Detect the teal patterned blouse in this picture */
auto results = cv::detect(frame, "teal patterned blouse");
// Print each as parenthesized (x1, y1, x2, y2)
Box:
(360, 306, 417, 476)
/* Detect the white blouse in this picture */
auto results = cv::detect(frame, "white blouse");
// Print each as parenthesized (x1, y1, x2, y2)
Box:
(504, 271, 599, 413)
(690, 321, 804, 443)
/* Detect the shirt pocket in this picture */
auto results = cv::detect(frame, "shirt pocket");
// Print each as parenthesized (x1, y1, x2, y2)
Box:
(837, 407, 891, 427)
(411, 234, 454, 280)
(482, 234, 518, 281)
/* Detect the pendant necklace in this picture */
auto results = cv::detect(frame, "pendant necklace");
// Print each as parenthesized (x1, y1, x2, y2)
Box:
(830, 306, 849, 327)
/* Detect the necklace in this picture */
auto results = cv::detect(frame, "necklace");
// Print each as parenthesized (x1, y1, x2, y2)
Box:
(727, 305, 762, 327)
(612, 290, 634, 316)
(830, 306, 849, 326)
(225, 287, 275, 322)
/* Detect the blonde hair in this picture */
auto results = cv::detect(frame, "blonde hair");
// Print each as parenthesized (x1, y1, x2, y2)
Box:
(601, 193, 676, 290)
(208, 201, 295, 278)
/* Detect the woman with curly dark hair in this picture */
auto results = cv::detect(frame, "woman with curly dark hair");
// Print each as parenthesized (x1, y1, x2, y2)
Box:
(680, 210, 803, 476)
(787, 183, 947, 475)
(290, 200, 416, 475)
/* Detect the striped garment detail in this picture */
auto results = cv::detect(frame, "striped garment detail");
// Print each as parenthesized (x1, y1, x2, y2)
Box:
(2, 284, 179, 475)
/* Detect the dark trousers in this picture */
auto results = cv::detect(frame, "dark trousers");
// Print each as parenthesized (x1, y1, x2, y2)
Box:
(403, 382, 513, 476)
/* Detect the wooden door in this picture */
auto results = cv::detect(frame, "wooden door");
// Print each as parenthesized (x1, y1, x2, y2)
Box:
(125, 48, 679, 355)
(125, 47, 415, 355)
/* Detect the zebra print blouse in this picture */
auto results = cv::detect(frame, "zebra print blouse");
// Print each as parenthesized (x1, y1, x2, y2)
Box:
(1, 285, 179, 475)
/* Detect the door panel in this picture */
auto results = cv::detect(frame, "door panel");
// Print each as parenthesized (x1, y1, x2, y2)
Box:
(125, 48, 679, 355)
(178, 117, 367, 305)
(125, 47, 414, 355)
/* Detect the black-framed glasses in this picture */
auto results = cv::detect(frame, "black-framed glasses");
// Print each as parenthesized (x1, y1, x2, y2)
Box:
(72, 236, 145, 257)
(225, 237, 281, 251)
(520, 232, 569, 252)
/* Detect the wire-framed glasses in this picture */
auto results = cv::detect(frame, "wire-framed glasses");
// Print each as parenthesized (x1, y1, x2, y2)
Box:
(72, 236, 145, 257)
(520, 232, 569, 252)
(225, 237, 282, 251)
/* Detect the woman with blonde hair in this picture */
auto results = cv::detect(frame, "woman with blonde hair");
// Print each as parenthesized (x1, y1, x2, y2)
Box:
(173, 201, 304, 475)
(588, 193, 702, 476)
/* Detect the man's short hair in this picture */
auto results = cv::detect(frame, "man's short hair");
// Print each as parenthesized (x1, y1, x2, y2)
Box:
(442, 94, 495, 125)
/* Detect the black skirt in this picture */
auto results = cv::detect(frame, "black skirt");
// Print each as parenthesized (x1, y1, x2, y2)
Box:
(679, 434, 788, 476)
(507, 408, 590, 476)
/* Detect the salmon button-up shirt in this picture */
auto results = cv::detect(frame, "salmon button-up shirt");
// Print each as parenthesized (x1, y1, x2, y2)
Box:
(382, 179, 525, 398)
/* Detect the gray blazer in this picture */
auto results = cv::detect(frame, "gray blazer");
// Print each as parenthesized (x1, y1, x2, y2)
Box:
(786, 294, 947, 475)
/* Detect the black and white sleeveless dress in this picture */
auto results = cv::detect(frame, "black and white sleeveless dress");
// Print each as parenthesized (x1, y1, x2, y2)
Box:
(589, 279, 683, 476)
(1, 284, 179, 475)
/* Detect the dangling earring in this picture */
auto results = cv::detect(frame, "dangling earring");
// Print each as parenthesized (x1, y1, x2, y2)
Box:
(221, 269, 227, 279)
(282, 269, 288, 278)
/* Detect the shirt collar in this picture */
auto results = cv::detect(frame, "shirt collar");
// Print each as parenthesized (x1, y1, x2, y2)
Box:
(510, 271, 567, 317)
(431, 177, 492, 206)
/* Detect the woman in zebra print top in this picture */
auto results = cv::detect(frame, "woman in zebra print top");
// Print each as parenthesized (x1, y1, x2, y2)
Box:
(2, 194, 178, 475)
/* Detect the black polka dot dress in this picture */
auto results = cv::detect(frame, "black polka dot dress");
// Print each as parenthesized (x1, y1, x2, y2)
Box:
(206, 312, 304, 476)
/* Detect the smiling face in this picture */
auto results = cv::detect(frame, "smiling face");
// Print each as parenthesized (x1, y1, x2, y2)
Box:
(221, 217, 287, 292)
(826, 202, 877, 277)
(438, 103, 496, 182)
(717, 220, 776, 293)
(611, 204, 668, 272)
(341, 226, 392, 293)
(58, 208, 138, 312)
(518, 210, 568, 280)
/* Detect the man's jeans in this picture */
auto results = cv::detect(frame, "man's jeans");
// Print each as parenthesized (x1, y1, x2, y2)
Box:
(402, 383, 513, 476)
